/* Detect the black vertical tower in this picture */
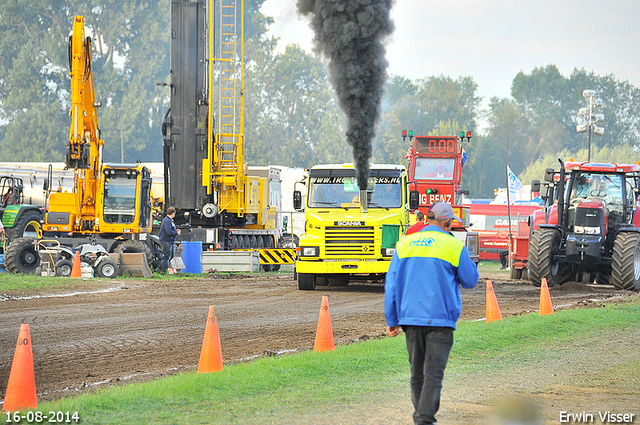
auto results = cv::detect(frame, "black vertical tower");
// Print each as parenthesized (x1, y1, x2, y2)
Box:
(163, 0, 208, 212)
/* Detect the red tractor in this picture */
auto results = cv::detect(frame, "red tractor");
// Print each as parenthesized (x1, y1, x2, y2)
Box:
(528, 158, 640, 291)
(404, 131, 479, 262)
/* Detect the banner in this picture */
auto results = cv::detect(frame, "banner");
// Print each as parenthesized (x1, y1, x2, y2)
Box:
(507, 164, 523, 198)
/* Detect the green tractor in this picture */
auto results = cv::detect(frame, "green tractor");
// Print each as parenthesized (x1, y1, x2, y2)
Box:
(0, 176, 43, 244)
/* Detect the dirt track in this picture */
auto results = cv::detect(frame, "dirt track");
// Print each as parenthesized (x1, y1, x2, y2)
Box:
(0, 270, 635, 403)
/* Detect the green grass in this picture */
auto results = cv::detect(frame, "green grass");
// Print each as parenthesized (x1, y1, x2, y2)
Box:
(28, 299, 640, 424)
(476, 260, 508, 272)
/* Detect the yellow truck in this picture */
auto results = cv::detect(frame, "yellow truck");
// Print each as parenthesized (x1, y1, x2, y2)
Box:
(293, 164, 410, 290)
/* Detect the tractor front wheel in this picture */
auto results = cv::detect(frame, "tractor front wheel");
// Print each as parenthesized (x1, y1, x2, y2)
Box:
(527, 228, 572, 287)
(4, 237, 40, 274)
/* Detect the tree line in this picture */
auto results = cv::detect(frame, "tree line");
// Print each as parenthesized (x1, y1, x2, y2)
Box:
(1, 0, 639, 198)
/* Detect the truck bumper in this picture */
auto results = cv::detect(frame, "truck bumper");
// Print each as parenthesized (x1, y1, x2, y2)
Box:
(295, 259, 391, 275)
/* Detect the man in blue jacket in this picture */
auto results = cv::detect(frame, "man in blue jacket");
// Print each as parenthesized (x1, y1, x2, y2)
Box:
(385, 202, 479, 425)
(158, 207, 181, 272)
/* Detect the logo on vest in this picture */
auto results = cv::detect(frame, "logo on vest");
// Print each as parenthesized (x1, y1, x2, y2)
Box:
(410, 237, 438, 248)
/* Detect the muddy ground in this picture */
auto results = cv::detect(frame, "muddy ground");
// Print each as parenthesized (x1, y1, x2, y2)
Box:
(1, 269, 635, 406)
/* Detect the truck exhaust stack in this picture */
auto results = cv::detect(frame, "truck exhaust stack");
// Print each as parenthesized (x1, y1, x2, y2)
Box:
(360, 189, 368, 213)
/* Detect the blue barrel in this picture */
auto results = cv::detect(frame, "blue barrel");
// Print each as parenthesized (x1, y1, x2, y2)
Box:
(181, 241, 203, 274)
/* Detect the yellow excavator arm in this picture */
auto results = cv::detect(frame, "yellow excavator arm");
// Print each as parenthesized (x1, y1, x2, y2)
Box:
(67, 15, 103, 174)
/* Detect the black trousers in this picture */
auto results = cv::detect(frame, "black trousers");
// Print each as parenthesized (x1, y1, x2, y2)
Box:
(402, 326, 454, 425)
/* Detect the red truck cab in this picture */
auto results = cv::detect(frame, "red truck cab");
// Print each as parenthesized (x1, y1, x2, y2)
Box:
(404, 131, 479, 262)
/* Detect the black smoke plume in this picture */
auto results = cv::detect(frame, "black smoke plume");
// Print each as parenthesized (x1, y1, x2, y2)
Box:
(297, 0, 394, 190)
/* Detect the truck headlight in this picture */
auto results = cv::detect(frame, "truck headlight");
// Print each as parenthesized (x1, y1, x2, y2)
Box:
(382, 248, 396, 257)
(300, 246, 319, 257)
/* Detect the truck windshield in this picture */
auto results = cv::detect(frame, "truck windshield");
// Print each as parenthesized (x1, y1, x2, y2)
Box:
(103, 174, 137, 224)
(308, 176, 402, 209)
(413, 158, 455, 181)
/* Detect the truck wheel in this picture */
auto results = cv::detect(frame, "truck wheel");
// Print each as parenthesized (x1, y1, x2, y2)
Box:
(610, 232, 640, 291)
(297, 273, 316, 290)
(5, 210, 42, 241)
(4, 237, 40, 274)
(96, 258, 120, 278)
(55, 259, 74, 277)
(527, 228, 572, 287)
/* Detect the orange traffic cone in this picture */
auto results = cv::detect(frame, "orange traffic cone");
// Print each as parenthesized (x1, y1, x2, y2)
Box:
(197, 306, 224, 373)
(2, 324, 37, 412)
(70, 251, 81, 278)
(539, 278, 554, 316)
(485, 280, 503, 323)
(313, 296, 335, 352)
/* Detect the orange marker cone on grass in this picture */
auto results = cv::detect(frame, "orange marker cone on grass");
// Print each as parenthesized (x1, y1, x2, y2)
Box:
(197, 306, 224, 373)
(485, 280, 503, 323)
(539, 278, 554, 316)
(313, 296, 335, 352)
(2, 324, 37, 412)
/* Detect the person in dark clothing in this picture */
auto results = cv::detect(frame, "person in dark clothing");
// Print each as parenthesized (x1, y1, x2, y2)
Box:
(500, 251, 508, 270)
(157, 207, 181, 272)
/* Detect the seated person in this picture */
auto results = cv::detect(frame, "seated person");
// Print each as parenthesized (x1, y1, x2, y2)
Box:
(426, 162, 453, 179)
(372, 183, 400, 205)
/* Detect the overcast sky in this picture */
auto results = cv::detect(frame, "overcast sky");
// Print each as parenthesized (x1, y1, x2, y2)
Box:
(260, 0, 640, 107)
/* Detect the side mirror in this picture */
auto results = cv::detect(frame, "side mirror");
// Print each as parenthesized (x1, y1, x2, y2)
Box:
(409, 190, 420, 210)
(293, 190, 302, 211)
(43, 177, 50, 191)
(531, 180, 541, 193)
(544, 168, 554, 182)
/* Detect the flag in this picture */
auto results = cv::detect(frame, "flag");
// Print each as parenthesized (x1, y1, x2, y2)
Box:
(507, 164, 523, 198)
(461, 147, 468, 168)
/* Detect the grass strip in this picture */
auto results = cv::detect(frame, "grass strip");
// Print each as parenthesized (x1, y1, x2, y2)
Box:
(29, 299, 640, 424)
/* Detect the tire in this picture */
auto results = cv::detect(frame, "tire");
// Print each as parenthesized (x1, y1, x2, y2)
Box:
(113, 239, 152, 265)
(610, 232, 640, 291)
(527, 228, 572, 287)
(596, 273, 610, 285)
(95, 258, 119, 278)
(297, 273, 316, 290)
(510, 265, 522, 280)
(5, 210, 42, 241)
(4, 237, 40, 274)
(55, 259, 74, 277)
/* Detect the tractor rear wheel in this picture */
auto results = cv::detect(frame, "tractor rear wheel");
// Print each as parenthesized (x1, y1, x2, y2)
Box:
(5, 210, 42, 241)
(4, 237, 40, 274)
(610, 232, 640, 291)
(527, 228, 572, 287)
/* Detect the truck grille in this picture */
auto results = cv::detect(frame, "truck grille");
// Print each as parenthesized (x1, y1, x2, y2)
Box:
(324, 226, 375, 256)
(575, 207, 604, 228)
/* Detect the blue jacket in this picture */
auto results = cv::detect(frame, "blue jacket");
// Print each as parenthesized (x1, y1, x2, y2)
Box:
(159, 215, 178, 243)
(385, 225, 479, 330)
